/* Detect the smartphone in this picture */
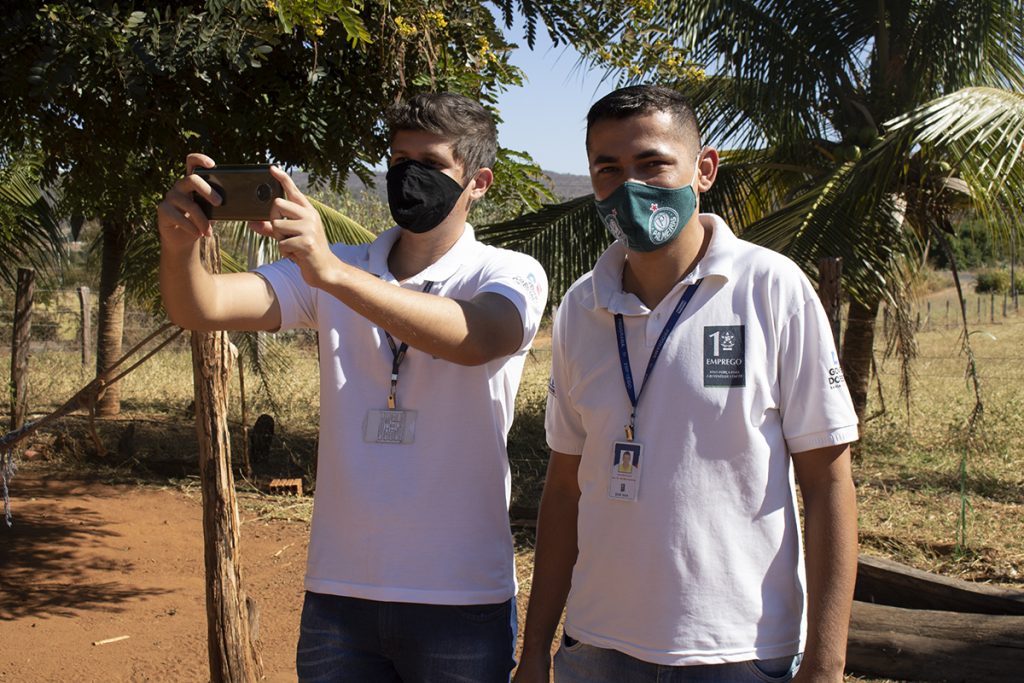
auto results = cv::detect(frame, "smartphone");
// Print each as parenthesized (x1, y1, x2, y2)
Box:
(193, 164, 285, 221)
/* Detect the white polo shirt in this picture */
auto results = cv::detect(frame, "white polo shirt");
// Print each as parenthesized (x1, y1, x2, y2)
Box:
(258, 224, 547, 605)
(546, 214, 858, 664)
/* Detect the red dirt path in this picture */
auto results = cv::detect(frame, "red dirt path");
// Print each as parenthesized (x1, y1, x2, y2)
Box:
(0, 467, 308, 682)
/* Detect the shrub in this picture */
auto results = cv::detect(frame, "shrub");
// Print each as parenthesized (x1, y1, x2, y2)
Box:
(974, 269, 1010, 293)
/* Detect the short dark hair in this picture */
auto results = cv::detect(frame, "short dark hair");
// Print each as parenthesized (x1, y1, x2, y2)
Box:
(586, 85, 702, 152)
(386, 92, 498, 180)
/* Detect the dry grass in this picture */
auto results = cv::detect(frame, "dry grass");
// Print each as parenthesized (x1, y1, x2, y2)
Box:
(859, 288, 1024, 584)
(2, 285, 1021, 683)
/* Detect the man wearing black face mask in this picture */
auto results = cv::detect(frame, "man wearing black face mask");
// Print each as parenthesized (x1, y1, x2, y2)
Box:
(158, 92, 547, 683)
(515, 85, 858, 683)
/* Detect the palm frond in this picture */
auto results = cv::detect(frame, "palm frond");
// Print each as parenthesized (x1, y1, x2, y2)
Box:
(885, 87, 1024, 241)
(740, 135, 919, 305)
(476, 195, 609, 306)
(220, 197, 375, 269)
(0, 161, 65, 285)
(313, 198, 376, 245)
(231, 329, 291, 416)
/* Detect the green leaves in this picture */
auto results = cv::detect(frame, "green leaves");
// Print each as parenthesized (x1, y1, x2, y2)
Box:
(272, 0, 372, 47)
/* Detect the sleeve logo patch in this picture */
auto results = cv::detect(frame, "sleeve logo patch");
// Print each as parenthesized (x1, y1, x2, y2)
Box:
(512, 272, 545, 304)
(704, 325, 745, 387)
(828, 351, 846, 389)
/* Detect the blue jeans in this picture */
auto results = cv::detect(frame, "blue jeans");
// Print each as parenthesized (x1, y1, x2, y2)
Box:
(554, 633, 801, 683)
(296, 591, 517, 683)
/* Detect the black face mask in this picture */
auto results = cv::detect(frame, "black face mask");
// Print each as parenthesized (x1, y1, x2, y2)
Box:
(386, 159, 466, 234)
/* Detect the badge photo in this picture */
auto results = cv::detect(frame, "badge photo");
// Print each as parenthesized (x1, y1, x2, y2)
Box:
(609, 441, 643, 501)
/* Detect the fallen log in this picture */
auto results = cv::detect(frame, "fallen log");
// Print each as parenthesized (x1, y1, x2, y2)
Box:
(846, 601, 1024, 682)
(855, 553, 1024, 615)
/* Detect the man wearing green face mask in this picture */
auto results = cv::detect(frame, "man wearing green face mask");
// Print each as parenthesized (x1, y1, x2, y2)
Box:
(515, 85, 859, 683)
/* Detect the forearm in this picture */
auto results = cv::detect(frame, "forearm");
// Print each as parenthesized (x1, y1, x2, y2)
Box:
(318, 262, 523, 365)
(799, 474, 858, 680)
(520, 478, 579, 660)
(159, 238, 222, 330)
(159, 237, 279, 332)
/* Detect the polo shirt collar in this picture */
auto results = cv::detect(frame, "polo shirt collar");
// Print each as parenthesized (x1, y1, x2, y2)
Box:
(591, 213, 738, 314)
(366, 223, 477, 285)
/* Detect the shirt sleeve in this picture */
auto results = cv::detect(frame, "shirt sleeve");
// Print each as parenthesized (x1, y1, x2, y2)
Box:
(475, 250, 549, 353)
(544, 298, 587, 455)
(777, 290, 860, 453)
(254, 258, 318, 331)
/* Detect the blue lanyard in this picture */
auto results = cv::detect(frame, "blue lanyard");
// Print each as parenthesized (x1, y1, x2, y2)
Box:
(383, 281, 434, 409)
(614, 280, 702, 441)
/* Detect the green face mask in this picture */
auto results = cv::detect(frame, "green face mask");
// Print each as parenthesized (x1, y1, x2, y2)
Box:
(594, 154, 702, 252)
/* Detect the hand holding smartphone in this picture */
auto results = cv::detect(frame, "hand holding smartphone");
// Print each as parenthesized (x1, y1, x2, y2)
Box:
(193, 164, 285, 221)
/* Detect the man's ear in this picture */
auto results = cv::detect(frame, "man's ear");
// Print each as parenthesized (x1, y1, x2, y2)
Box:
(696, 147, 719, 192)
(467, 167, 494, 200)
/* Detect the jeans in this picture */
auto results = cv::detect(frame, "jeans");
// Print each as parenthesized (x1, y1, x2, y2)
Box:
(553, 633, 801, 683)
(296, 591, 518, 683)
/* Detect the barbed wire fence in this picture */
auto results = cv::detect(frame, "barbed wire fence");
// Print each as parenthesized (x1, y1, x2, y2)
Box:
(0, 287, 190, 358)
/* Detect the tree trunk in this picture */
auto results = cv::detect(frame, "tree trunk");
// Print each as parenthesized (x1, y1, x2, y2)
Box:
(841, 297, 880, 422)
(95, 219, 127, 417)
(10, 267, 34, 431)
(191, 236, 262, 683)
(816, 257, 843, 349)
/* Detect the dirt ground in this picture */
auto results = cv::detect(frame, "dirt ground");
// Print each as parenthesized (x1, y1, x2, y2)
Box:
(0, 466, 310, 683)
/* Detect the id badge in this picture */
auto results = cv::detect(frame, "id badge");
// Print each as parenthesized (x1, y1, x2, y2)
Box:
(363, 409, 417, 444)
(609, 441, 643, 501)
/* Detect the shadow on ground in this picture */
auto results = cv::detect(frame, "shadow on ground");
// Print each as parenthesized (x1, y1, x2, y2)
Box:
(0, 477, 169, 620)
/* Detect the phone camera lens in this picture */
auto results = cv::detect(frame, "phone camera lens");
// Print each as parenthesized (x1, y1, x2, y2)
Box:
(256, 183, 272, 202)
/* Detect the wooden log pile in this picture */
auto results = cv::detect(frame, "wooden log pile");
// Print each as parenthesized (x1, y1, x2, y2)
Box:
(847, 554, 1024, 682)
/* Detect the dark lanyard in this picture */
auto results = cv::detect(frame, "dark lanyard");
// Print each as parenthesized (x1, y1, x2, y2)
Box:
(383, 281, 434, 409)
(614, 280, 702, 441)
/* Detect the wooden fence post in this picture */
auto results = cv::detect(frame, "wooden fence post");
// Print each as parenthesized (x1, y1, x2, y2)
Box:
(10, 268, 34, 432)
(190, 235, 262, 683)
(78, 286, 92, 367)
(817, 257, 843, 349)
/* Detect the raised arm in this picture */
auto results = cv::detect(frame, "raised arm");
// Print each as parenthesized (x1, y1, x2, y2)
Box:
(514, 450, 582, 683)
(792, 443, 858, 683)
(157, 154, 281, 332)
(259, 166, 529, 365)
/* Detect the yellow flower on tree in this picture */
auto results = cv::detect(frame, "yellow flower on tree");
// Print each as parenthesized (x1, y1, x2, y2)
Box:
(424, 10, 447, 29)
(394, 16, 418, 37)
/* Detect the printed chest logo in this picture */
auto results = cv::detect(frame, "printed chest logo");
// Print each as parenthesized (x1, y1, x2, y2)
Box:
(704, 325, 745, 387)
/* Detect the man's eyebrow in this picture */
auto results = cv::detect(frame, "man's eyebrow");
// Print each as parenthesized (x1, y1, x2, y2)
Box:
(635, 148, 671, 160)
(592, 148, 672, 165)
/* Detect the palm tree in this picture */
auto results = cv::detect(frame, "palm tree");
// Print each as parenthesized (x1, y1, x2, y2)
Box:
(485, 0, 1024, 422)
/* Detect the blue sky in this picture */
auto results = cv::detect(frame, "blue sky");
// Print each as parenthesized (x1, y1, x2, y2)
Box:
(493, 27, 617, 176)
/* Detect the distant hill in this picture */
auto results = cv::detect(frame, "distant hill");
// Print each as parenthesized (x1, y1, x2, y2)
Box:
(342, 169, 592, 202)
(543, 171, 593, 200)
